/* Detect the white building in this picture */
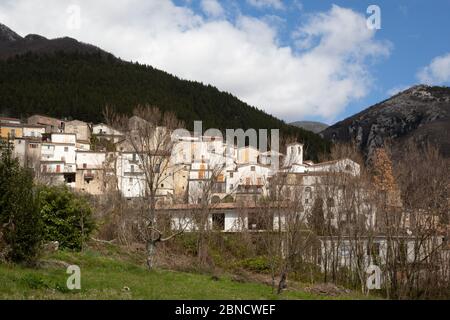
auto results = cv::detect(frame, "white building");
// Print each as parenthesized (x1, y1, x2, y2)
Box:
(22, 124, 46, 139)
(92, 123, 124, 144)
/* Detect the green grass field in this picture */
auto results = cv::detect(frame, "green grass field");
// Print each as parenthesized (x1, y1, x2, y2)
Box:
(0, 246, 373, 300)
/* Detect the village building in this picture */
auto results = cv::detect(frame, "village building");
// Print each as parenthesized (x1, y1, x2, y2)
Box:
(65, 120, 91, 142)
(75, 151, 107, 195)
(28, 115, 65, 133)
(236, 146, 259, 165)
(0, 117, 21, 125)
(0, 122, 23, 139)
(22, 124, 46, 139)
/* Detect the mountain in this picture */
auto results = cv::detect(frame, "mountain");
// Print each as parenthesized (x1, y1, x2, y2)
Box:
(322, 85, 450, 160)
(0, 23, 108, 59)
(0, 23, 330, 160)
(0, 23, 22, 42)
(290, 121, 329, 134)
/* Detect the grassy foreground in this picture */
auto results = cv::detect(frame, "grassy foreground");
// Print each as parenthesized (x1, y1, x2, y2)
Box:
(0, 246, 372, 300)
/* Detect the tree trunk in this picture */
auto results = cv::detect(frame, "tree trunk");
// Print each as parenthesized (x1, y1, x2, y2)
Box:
(146, 240, 157, 270)
(277, 269, 288, 294)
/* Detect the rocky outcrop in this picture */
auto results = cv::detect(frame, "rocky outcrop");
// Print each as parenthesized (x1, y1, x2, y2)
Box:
(322, 85, 450, 160)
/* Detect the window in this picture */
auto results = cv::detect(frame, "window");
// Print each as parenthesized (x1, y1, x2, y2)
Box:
(305, 187, 312, 194)
(83, 163, 87, 169)
(340, 245, 351, 257)
(130, 165, 135, 173)
(298, 146, 301, 153)
(212, 213, 225, 231)
(64, 147, 69, 152)
(257, 177, 262, 185)
(230, 172, 234, 178)
(367, 243, 381, 256)
(248, 214, 273, 231)
(10, 129, 16, 137)
(246, 177, 251, 185)
(251, 166, 255, 171)
(129, 178, 133, 185)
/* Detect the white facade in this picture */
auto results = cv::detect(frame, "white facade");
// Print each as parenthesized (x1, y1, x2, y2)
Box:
(237, 146, 259, 165)
(283, 143, 303, 167)
(22, 125, 46, 138)
(51, 133, 76, 145)
(76, 151, 106, 169)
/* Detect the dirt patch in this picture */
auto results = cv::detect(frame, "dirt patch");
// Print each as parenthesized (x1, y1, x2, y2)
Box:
(304, 283, 351, 296)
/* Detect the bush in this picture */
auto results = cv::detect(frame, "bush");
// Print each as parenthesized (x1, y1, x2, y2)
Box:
(238, 256, 273, 273)
(0, 144, 42, 264)
(38, 186, 95, 251)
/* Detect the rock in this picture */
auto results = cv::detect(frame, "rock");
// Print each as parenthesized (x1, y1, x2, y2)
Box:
(306, 283, 351, 296)
(322, 85, 450, 162)
(43, 241, 59, 252)
(37, 259, 70, 269)
(231, 275, 247, 283)
(210, 275, 220, 281)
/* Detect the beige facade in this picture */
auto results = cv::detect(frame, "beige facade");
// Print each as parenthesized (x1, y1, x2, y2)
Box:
(75, 169, 105, 195)
(65, 120, 91, 142)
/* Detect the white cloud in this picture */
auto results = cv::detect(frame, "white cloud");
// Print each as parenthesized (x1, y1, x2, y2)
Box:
(247, 0, 285, 10)
(417, 53, 450, 85)
(0, 1, 390, 122)
(200, 0, 224, 18)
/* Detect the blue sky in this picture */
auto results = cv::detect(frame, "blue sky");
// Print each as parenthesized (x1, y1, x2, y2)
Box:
(1, 0, 450, 124)
(176, 0, 450, 122)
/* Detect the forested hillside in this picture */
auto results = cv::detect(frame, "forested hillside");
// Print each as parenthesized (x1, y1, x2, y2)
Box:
(0, 52, 329, 159)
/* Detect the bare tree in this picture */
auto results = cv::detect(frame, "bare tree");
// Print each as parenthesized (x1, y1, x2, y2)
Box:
(106, 105, 186, 269)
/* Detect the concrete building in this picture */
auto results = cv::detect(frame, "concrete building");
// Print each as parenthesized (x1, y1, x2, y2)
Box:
(28, 115, 65, 133)
(0, 123, 23, 139)
(65, 120, 91, 142)
(0, 117, 21, 124)
(75, 151, 107, 195)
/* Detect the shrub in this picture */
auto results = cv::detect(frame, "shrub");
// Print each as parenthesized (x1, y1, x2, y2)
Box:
(0, 144, 42, 264)
(38, 186, 95, 251)
(239, 256, 273, 273)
